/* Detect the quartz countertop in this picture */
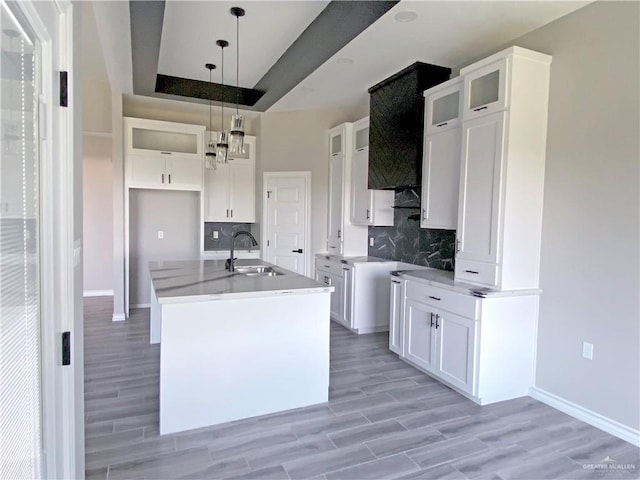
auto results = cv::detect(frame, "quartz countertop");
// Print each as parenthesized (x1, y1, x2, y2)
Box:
(314, 253, 396, 265)
(150, 259, 332, 304)
(398, 269, 541, 298)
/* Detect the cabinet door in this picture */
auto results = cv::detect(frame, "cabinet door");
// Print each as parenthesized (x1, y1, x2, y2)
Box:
(204, 163, 230, 221)
(350, 148, 371, 225)
(421, 127, 461, 230)
(341, 266, 353, 328)
(128, 155, 166, 188)
(404, 299, 436, 372)
(425, 80, 462, 134)
(328, 272, 343, 323)
(126, 119, 203, 159)
(228, 159, 255, 222)
(462, 58, 508, 120)
(434, 311, 476, 395)
(327, 154, 344, 253)
(389, 279, 405, 356)
(330, 130, 344, 156)
(165, 156, 202, 190)
(456, 112, 506, 265)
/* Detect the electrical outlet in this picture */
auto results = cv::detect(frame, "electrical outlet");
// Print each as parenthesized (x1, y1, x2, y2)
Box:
(158, 230, 164, 240)
(369, 237, 374, 247)
(582, 341, 594, 360)
(213, 230, 219, 239)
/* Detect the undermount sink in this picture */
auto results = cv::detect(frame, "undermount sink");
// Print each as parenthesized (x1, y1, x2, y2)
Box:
(234, 266, 283, 277)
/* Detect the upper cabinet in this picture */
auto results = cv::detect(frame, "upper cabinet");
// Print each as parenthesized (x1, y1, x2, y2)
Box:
(455, 46, 552, 290)
(204, 136, 256, 223)
(326, 123, 368, 256)
(421, 78, 463, 230)
(125, 117, 205, 191)
(368, 62, 451, 190)
(350, 117, 394, 227)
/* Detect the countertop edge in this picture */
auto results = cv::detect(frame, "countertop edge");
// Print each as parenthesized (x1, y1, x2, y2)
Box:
(158, 285, 335, 304)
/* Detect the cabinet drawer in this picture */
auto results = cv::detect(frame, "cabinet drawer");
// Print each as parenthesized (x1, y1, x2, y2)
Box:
(406, 281, 478, 319)
(316, 259, 344, 277)
(455, 259, 499, 287)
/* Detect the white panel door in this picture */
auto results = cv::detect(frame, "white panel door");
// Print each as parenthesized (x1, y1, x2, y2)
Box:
(228, 159, 255, 222)
(350, 148, 370, 225)
(404, 300, 436, 372)
(129, 155, 166, 188)
(165, 156, 202, 191)
(457, 112, 506, 263)
(264, 174, 309, 275)
(204, 163, 230, 221)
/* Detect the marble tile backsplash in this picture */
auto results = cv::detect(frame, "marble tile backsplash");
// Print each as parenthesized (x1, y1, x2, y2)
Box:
(204, 222, 257, 250)
(368, 189, 456, 271)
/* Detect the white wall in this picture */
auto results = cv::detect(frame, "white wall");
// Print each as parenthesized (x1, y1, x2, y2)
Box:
(499, 1, 639, 431)
(82, 80, 112, 133)
(82, 134, 113, 294)
(256, 105, 368, 260)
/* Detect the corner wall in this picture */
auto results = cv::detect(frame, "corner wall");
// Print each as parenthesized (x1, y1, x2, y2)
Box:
(504, 1, 639, 432)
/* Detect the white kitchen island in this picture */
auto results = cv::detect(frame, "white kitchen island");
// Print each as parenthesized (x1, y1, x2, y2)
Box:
(149, 259, 333, 435)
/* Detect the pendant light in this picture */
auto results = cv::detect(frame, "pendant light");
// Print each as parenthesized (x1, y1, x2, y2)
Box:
(204, 63, 217, 169)
(228, 7, 246, 156)
(215, 39, 229, 163)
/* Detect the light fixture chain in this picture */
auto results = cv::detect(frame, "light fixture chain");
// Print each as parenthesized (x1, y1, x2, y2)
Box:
(236, 14, 240, 115)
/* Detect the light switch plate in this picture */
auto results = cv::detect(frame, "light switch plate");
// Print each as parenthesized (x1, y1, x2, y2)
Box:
(369, 237, 374, 247)
(582, 341, 594, 360)
(158, 230, 164, 239)
(213, 231, 219, 239)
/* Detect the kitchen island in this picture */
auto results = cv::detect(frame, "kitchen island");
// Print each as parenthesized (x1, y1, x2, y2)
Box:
(149, 259, 333, 435)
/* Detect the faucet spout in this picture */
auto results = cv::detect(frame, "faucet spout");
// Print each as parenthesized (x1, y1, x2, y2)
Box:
(228, 230, 259, 272)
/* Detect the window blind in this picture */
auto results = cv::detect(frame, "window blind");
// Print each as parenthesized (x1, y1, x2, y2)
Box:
(0, 3, 42, 478)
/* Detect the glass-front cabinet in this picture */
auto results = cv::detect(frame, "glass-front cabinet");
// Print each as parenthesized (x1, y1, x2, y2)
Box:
(461, 58, 508, 120)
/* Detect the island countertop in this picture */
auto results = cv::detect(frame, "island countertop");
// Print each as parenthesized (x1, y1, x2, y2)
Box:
(150, 259, 333, 304)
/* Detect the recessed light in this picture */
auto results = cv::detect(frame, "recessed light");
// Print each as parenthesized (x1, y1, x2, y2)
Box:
(394, 10, 418, 23)
(336, 57, 355, 65)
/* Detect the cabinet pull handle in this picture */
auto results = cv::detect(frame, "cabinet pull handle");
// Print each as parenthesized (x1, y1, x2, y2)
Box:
(429, 312, 435, 328)
(329, 246, 336, 249)
(343, 267, 350, 271)
(160, 151, 172, 155)
(323, 265, 330, 268)
(337, 229, 341, 239)
(436, 122, 448, 127)
(465, 270, 480, 275)
(366, 209, 370, 220)
(161, 173, 165, 183)
(473, 106, 488, 112)
(391, 280, 400, 284)
(435, 314, 440, 329)
(226, 209, 229, 218)
(357, 147, 366, 152)
(428, 295, 441, 301)
(168, 174, 171, 184)
(230, 209, 233, 218)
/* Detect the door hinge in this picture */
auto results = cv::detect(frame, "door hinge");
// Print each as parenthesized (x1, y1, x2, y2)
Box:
(62, 331, 71, 366)
(267, 240, 270, 247)
(267, 190, 272, 199)
(59, 71, 68, 107)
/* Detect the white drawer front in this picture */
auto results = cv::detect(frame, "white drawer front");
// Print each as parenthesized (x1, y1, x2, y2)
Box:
(316, 260, 344, 277)
(455, 259, 499, 287)
(406, 281, 478, 319)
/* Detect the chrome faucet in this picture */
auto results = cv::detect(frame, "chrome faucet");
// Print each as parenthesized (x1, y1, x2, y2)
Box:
(227, 230, 258, 272)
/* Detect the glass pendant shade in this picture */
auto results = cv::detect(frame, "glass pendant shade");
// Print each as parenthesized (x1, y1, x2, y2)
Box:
(216, 130, 229, 163)
(205, 131, 217, 169)
(229, 114, 245, 155)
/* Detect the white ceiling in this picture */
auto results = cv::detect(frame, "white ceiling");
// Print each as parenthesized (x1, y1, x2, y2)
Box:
(158, 1, 329, 87)
(270, 0, 591, 112)
(90, 0, 591, 112)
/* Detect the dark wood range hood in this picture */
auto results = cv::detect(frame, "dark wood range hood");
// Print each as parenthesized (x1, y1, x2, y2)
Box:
(368, 62, 451, 190)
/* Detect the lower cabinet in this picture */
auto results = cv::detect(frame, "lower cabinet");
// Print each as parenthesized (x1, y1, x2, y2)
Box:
(393, 276, 538, 405)
(315, 260, 344, 325)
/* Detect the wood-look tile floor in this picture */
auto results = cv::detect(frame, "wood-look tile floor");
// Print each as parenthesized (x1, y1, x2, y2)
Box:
(84, 297, 639, 480)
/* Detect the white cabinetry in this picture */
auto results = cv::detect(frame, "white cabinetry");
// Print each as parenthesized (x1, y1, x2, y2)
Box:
(316, 255, 398, 334)
(204, 136, 256, 222)
(393, 273, 539, 405)
(421, 78, 462, 230)
(125, 117, 205, 191)
(350, 118, 394, 227)
(327, 124, 368, 255)
(455, 46, 552, 290)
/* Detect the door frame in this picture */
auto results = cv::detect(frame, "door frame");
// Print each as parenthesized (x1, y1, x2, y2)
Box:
(262, 171, 312, 277)
(11, 0, 83, 478)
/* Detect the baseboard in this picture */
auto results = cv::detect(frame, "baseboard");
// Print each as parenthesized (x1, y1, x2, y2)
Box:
(131, 303, 151, 309)
(112, 313, 126, 322)
(529, 387, 640, 447)
(83, 290, 114, 297)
